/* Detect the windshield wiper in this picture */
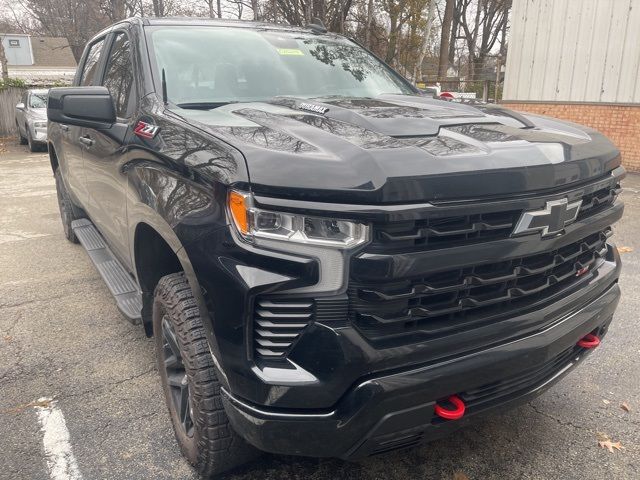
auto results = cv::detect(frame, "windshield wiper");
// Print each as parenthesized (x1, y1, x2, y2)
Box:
(176, 101, 238, 110)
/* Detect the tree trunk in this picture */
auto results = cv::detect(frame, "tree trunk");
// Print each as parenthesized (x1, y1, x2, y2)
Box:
(385, 11, 399, 65)
(437, 0, 454, 79)
(448, 1, 458, 65)
(152, 0, 165, 17)
(217, 0, 222, 17)
(0, 37, 9, 81)
(251, 0, 259, 19)
(365, 0, 374, 47)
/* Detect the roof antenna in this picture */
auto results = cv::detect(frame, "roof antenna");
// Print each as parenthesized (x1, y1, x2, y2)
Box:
(161, 68, 168, 105)
(307, 17, 327, 34)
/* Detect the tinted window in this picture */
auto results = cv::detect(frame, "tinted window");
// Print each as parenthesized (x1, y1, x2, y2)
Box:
(148, 27, 412, 105)
(81, 38, 105, 86)
(102, 33, 134, 118)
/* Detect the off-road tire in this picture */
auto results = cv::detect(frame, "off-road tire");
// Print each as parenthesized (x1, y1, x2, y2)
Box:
(17, 122, 27, 145)
(54, 169, 82, 243)
(153, 272, 258, 477)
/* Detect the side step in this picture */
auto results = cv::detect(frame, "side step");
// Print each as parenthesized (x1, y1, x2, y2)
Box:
(71, 219, 142, 325)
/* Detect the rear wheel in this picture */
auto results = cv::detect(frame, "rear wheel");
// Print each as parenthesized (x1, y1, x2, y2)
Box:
(54, 169, 82, 243)
(153, 273, 258, 477)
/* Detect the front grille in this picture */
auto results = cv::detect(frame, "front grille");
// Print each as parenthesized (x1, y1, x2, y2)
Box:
(577, 184, 622, 220)
(371, 184, 619, 252)
(351, 229, 611, 343)
(253, 298, 313, 358)
(372, 210, 521, 251)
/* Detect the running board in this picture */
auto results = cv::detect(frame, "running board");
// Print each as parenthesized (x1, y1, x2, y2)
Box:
(71, 219, 142, 325)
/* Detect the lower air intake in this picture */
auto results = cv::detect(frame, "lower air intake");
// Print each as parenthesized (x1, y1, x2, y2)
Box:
(254, 297, 314, 359)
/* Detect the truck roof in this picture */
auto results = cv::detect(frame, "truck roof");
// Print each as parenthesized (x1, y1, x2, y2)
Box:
(100, 16, 328, 35)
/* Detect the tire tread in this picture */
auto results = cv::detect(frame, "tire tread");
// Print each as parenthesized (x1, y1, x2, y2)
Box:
(154, 272, 257, 477)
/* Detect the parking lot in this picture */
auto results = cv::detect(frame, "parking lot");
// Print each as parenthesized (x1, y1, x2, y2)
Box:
(1, 138, 639, 480)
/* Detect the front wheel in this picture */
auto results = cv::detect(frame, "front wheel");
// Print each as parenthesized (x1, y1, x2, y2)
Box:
(17, 122, 27, 145)
(153, 273, 258, 477)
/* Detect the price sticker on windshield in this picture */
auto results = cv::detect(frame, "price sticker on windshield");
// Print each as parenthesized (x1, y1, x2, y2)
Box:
(276, 48, 304, 56)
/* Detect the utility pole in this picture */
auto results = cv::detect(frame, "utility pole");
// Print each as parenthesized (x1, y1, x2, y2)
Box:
(494, 55, 502, 102)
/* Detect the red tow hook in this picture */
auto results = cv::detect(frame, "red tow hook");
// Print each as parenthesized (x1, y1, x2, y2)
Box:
(434, 395, 466, 420)
(577, 333, 600, 349)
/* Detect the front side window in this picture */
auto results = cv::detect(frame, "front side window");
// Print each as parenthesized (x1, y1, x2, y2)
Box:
(146, 27, 412, 106)
(80, 38, 105, 86)
(29, 93, 48, 109)
(102, 33, 134, 118)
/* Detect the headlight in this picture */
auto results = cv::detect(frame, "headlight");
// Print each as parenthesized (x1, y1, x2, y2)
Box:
(34, 121, 47, 128)
(228, 190, 368, 248)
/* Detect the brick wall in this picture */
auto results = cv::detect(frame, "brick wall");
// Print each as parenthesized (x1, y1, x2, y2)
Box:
(501, 102, 640, 172)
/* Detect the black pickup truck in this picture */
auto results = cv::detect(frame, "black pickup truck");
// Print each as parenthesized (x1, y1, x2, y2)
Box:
(47, 17, 624, 477)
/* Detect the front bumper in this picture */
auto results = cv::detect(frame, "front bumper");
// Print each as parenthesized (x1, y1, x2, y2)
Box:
(222, 281, 619, 458)
(30, 125, 47, 143)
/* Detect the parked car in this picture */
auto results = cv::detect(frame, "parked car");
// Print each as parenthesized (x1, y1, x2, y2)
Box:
(46, 17, 624, 477)
(15, 89, 49, 152)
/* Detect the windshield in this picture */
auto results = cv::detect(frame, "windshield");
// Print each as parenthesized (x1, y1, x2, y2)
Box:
(146, 26, 413, 106)
(29, 93, 48, 108)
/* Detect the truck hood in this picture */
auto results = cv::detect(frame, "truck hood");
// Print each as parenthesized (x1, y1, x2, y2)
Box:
(173, 95, 621, 203)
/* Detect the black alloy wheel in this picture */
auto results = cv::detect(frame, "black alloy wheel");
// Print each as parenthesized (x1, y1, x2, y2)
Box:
(160, 314, 194, 437)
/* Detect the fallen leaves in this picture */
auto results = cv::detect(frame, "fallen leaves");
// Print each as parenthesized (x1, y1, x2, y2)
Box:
(597, 432, 625, 453)
(620, 402, 631, 413)
(617, 246, 633, 254)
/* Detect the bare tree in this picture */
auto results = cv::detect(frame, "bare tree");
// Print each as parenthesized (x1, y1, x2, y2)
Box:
(0, 35, 9, 81)
(455, 0, 510, 80)
(413, 0, 435, 81)
(18, 0, 110, 61)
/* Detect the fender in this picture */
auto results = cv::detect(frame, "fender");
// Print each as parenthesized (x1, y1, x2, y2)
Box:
(124, 129, 248, 389)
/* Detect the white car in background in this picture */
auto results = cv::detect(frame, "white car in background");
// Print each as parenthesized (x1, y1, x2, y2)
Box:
(15, 89, 49, 152)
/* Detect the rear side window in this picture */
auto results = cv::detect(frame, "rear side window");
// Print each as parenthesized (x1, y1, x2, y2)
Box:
(102, 33, 134, 118)
(80, 38, 105, 86)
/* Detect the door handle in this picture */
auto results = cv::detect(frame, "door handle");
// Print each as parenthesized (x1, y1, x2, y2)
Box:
(79, 135, 94, 147)
(60, 124, 69, 132)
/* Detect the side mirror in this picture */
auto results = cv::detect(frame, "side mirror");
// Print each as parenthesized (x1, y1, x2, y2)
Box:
(47, 86, 116, 129)
(16, 102, 25, 110)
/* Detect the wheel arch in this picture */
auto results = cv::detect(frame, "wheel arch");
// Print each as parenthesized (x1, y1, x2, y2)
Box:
(131, 217, 208, 341)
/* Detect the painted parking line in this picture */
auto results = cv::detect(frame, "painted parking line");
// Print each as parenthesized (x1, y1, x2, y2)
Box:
(34, 398, 83, 480)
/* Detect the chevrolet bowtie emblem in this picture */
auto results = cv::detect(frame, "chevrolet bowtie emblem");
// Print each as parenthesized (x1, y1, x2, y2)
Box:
(513, 198, 582, 237)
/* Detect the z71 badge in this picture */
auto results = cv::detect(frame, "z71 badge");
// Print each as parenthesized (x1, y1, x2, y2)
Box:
(134, 121, 160, 139)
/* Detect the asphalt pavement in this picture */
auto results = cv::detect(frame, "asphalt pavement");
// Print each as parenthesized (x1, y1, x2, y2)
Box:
(1, 139, 638, 480)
